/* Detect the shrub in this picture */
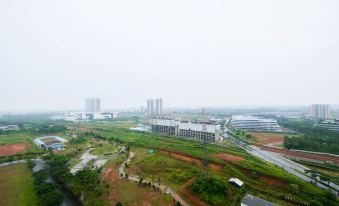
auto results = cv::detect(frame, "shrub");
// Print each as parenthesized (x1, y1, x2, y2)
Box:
(191, 176, 228, 205)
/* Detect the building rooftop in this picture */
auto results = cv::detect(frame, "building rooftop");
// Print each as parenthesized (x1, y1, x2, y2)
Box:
(229, 178, 244, 187)
(241, 194, 278, 206)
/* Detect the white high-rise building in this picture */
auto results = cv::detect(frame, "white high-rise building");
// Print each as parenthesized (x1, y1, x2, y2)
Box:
(85, 98, 101, 112)
(155, 98, 163, 115)
(146, 99, 154, 115)
(310, 104, 331, 119)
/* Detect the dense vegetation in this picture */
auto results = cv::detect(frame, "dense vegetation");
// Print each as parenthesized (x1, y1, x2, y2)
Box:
(43, 153, 103, 201)
(281, 119, 339, 154)
(192, 176, 228, 205)
(27, 161, 64, 206)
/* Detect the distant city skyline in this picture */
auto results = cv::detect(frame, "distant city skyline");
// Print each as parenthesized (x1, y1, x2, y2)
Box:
(1, 1, 338, 112)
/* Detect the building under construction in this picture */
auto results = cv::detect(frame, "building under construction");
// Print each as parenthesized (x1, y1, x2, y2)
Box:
(150, 118, 221, 142)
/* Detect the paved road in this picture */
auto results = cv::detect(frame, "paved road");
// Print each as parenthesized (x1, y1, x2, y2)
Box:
(71, 148, 108, 174)
(118, 151, 190, 206)
(222, 134, 339, 196)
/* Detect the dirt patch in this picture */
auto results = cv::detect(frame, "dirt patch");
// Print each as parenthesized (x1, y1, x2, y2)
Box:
(214, 153, 245, 162)
(248, 132, 284, 146)
(160, 149, 222, 171)
(181, 188, 209, 206)
(259, 175, 287, 188)
(0, 143, 29, 156)
(104, 165, 172, 206)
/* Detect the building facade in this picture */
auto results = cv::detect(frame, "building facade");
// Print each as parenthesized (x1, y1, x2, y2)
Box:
(150, 118, 220, 142)
(230, 115, 281, 132)
(155, 98, 163, 115)
(85, 98, 101, 112)
(316, 119, 339, 132)
(146, 99, 154, 115)
(310, 104, 331, 119)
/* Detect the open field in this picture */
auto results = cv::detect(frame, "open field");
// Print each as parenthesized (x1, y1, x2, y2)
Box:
(0, 143, 30, 156)
(0, 164, 38, 206)
(103, 158, 173, 206)
(0, 133, 34, 145)
(247, 132, 286, 146)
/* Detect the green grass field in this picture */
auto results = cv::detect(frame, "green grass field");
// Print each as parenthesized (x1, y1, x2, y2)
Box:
(0, 164, 38, 206)
(0, 133, 34, 146)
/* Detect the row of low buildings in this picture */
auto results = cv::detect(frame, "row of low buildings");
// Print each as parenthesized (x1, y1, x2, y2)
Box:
(150, 118, 221, 142)
(63, 111, 122, 121)
(316, 119, 339, 132)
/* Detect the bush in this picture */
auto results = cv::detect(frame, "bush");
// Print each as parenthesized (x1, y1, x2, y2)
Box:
(191, 176, 228, 205)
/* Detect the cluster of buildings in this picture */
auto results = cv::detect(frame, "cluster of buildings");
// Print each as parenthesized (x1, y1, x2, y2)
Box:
(230, 115, 281, 132)
(52, 98, 122, 122)
(0, 124, 19, 131)
(310, 104, 331, 119)
(146, 98, 163, 116)
(150, 118, 221, 142)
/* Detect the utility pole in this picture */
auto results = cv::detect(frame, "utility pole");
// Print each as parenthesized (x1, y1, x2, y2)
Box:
(201, 108, 209, 179)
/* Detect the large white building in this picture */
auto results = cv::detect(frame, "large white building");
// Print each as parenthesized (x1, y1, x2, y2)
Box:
(310, 104, 331, 119)
(150, 118, 220, 142)
(85, 98, 101, 112)
(230, 115, 281, 132)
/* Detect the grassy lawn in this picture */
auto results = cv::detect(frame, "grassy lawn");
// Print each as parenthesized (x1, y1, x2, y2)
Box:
(0, 164, 38, 206)
(0, 133, 34, 146)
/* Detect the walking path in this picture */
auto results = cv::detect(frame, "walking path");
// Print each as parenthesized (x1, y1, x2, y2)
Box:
(118, 151, 190, 206)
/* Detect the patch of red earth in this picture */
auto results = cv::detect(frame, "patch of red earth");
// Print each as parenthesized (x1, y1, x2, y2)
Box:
(214, 153, 245, 162)
(0, 143, 29, 156)
(248, 132, 284, 145)
(181, 189, 209, 206)
(160, 149, 222, 171)
(259, 176, 287, 187)
(179, 178, 209, 206)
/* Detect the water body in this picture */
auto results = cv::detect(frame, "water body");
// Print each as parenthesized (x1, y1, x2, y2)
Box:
(33, 159, 83, 206)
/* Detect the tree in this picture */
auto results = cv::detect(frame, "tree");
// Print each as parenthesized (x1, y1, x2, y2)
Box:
(27, 159, 35, 170)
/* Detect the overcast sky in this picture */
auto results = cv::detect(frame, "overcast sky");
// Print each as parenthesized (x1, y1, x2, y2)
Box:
(1, 0, 338, 112)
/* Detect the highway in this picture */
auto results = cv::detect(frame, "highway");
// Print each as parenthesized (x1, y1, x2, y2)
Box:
(221, 133, 339, 196)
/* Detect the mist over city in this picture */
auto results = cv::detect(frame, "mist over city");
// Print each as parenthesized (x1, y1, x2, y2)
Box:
(0, 1, 339, 206)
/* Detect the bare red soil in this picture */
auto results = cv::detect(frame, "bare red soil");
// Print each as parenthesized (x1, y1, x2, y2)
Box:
(0, 143, 29, 156)
(254, 144, 339, 164)
(248, 132, 284, 146)
(160, 149, 223, 171)
(259, 175, 287, 187)
(214, 153, 245, 162)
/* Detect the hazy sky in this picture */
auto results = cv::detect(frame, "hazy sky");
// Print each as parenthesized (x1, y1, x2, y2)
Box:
(1, 0, 338, 111)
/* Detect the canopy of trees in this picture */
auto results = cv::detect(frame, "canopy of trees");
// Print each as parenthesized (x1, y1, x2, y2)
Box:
(281, 120, 339, 155)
